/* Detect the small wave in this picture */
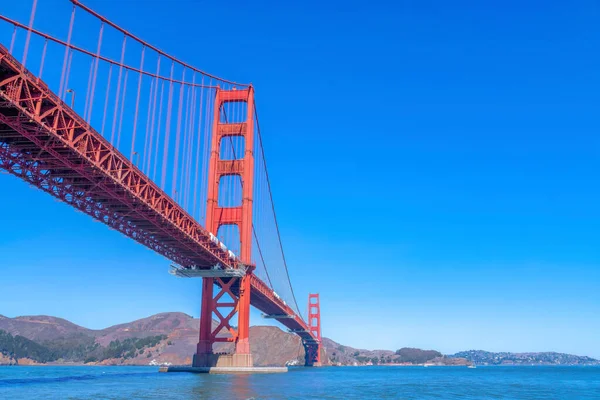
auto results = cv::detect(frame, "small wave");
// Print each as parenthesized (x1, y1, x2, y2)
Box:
(0, 374, 98, 387)
(0, 371, 157, 387)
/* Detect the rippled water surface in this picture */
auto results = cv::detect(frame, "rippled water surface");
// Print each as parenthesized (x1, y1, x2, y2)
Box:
(0, 365, 599, 399)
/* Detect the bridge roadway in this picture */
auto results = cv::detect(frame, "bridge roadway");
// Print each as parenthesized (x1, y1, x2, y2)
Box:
(0, 43, 313, 343)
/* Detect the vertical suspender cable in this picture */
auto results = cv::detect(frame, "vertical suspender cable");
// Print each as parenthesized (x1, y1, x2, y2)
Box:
(116, 70, 129, 149)
(83, 60, 94, 120)
(179, 74, 193, 206)
(184, 75, 197, 211)
(101, 64, 113, 136)
(153, 79, 166, 182)
(192, 76, 205, 221)
(189, 82, 198, 209)
(185, 82, 194, 206)
(146, 56, 161, 175)
(179, 82, 190, 204)
(199, 81, 213, 222)
(110, 35, 127, 145)
(161, 61, 175, 190)
(84, 23, 104, 121)
(62, 51, 74, 102)
(130, 46, 146, 160)
(172, 69, 186, 198)
(59, 6, 76, 99)
(21, 0, 38, 68)
(9, 25, 17, 54)
(38, 39, 47, 79)
(86, 23, 104, 123)
(143, 80, 154, 173)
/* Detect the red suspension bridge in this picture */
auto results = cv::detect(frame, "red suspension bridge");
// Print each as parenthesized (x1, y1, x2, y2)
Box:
(0, 0, 322, 368)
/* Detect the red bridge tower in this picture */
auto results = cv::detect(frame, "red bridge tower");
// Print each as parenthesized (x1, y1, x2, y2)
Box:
(304, 293, 322, 366)
(193, 87, 255, 368)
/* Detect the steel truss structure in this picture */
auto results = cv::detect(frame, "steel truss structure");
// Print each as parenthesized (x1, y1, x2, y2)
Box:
(0, 42, 321, 365)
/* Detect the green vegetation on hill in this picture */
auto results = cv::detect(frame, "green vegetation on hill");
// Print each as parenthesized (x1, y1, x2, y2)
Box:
(0, 329, 167, 364)
(92, 335, 167, 362)
(0, 330, 56, 363)
(43, 334, 99, 361)
(395, 347, 442, 364)
(326, 342, 447, 365)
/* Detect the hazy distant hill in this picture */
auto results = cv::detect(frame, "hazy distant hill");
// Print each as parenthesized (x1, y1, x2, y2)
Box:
(452, 350, 599, 366)
(321, 337, 469, 366)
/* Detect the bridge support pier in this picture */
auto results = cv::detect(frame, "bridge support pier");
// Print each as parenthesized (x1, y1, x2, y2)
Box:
(303, 343, 322, 367)
(192, 353, 254, 368)
(193, 275, 253, 368)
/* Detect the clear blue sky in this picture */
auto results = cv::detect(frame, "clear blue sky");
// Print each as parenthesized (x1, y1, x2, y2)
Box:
(1, 0, 599, 358)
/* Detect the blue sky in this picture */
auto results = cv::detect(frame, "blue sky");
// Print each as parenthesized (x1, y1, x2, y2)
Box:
(1, 0, 599, 358)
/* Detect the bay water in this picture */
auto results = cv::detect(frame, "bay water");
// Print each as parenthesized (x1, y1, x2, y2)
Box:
(0, 365, 599, 399)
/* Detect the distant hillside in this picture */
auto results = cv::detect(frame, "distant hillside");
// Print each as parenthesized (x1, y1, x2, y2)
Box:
(2, 313, 596, 367)
(452, 350, 600, 366)
(0, 314, 91, 342)
(321, 337, 469, 366)
(3, 313, 456, 367)
(0, 313, 309, 366)
(0, 329, 166, 365)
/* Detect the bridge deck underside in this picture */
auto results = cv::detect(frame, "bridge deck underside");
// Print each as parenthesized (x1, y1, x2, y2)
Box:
(0, 44, 313, 341)
(228, 277, 312, 339)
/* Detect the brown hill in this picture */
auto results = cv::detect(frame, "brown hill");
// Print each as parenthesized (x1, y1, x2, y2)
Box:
(0, 314, 91, 342)
(322, 337, 397, 365)
(95, 312, 198, 346)
(0, 313, 308, 366)
(0, 312, 467, 367)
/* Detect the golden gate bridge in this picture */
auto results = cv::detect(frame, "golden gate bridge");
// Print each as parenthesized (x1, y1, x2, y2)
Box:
(0, 0, 322, 370)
